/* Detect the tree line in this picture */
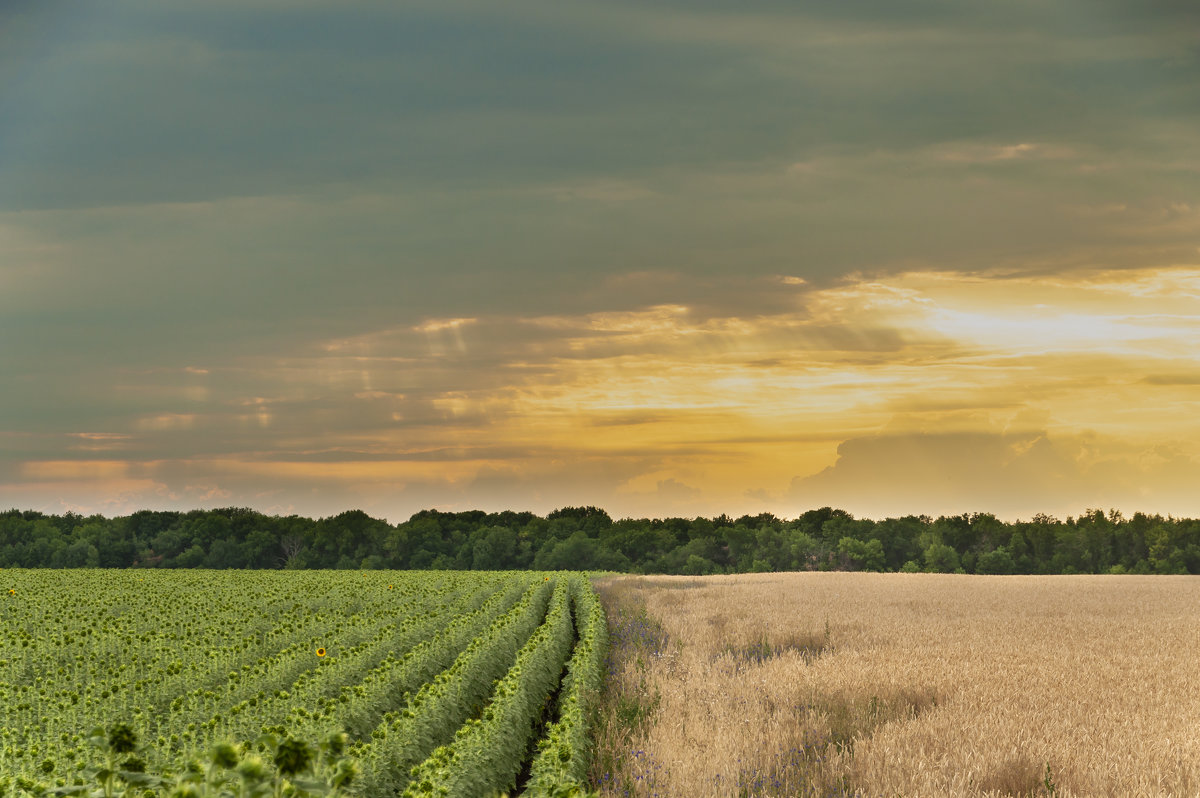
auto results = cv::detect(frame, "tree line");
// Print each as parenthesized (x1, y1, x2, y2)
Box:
(1, 505, 1199, 574)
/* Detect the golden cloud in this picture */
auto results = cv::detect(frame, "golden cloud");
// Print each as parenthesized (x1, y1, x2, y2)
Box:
(15, 266, 1200, 520)
(21, 460, 133, 480)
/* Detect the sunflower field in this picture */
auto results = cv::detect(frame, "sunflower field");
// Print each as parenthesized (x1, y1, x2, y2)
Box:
(0, 570, 606, 797)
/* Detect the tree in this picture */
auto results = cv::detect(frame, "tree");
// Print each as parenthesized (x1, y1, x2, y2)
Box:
(204, 538, 246, 569)
(682, 554, 717, 575)
(837, 537, 885, 571)
(55, 539, 99, 568)
(661, 537, 722, 574)
(724, 524, 757, 571)
(176, 544, 205, 568)
(280, 534, 306, 569)
(602, 523, 675, 568)
(533, 531, 629, 571)
(1147, 523, 1187, 574)
(187, 512, 234, 549)
(975, 546, 1016, 575)
(239, 528, 277, 569)
(547, 506, 613, 536)
(923, 542, 960, 573)
(471, 526, 518, 570)
(787, 530, 827, 571)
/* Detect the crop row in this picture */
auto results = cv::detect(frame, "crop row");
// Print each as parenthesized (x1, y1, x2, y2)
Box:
(524, 575, 609, 796)
(0, 571, 511, 778)
(350, 577, 556, 793)
(403, 575, 575, 796)
(0, 570, 609, 797)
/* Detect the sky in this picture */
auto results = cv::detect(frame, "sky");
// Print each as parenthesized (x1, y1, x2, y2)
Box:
(2, 0, 1199, 523)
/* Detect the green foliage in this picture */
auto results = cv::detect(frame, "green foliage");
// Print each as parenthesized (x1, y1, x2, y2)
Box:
(1044, 762, 1059, 796)
(5, 505, 1199, 576)
(975, 546, 1017, 575)
(403, 578, 576, 797)
(352, 578, 558, 795)
(0, 570, 609, 797)
(0, 723, 358, 798)
(518, 578, 608, 797)
(923, 542, 961, 573)
(836, 537, 885, 571)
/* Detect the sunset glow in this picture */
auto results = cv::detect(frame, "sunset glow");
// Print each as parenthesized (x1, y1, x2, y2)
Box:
(3, 1, 1198, 521)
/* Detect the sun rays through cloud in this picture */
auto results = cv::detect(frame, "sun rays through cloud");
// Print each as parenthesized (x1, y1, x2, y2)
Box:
(7, 264, 1200, 520)
(3, 0, 1199, 520)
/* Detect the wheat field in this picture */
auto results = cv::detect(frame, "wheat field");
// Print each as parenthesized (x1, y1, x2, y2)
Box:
(593, 572, 1200, 797)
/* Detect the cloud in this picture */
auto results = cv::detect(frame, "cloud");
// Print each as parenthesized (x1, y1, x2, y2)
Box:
(20, 460, 133, 481)
(1142, 374, 1200, 386)
(3, 0, 1200, 520)
(788, 431, 1200, 520)
(933, 141, 1077, 164)
(7, 265, 1200, 520)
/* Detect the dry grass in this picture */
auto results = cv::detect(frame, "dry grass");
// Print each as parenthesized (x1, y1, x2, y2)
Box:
(591, 572, 1200, 797)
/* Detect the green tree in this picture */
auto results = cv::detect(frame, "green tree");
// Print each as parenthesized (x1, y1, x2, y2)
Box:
(923, 542, 961, 573)
(242, 528, 279, 569)
(1147, 523, 1187, 574)
(724, 524, 757, 571)
(204, 538, 246, 569)
(975, 546, 1016, 575)
(533, 531, 629, 571)
(662, 537, 722, 574)
(837, 537, 885, 571)
(872, 516, 926, 570)
(682, 554, 717, 575)
(546, 506, 613, 536)
(176, 544, 206, 568)
(471, 526, 518, 570)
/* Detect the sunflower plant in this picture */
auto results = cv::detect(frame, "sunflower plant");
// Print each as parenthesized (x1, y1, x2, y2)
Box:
(29, 725, 358, 798)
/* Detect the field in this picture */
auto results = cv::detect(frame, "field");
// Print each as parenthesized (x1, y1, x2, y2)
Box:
(0, 569, 606, 797)
(594, 572, 1200, 798)
(6, 569, 1198, 797)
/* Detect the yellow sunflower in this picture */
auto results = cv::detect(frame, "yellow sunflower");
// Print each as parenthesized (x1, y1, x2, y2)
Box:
(316, 647, 327, 657)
